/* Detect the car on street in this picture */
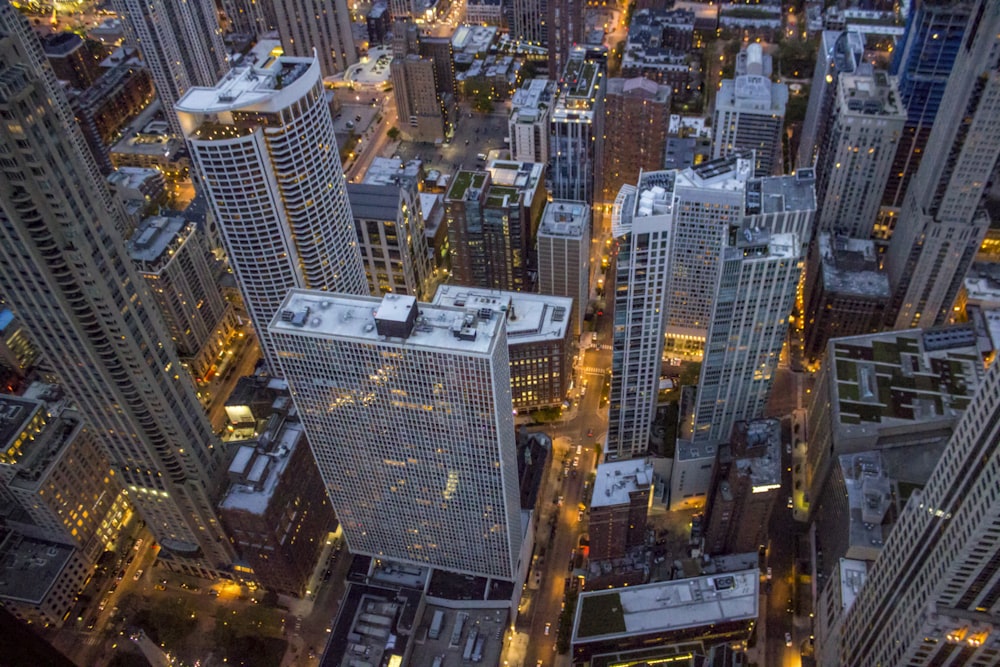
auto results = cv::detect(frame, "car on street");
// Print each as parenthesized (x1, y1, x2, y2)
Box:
(587, 428, 594, 437)
(133, 569, 143, 581)
(785, 632, 793, 647)
(544, 622, 551, 636)
(787, 496, 794, 509)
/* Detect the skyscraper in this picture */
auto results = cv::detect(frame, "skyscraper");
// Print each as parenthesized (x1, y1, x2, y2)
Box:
(221, 0, 277, 37)
(111, 0, 228, 135)
(607, 158, 814, 462)
(885, 0, 1000, 330)
(268, 289, 523, 580)
(607, 174, 676, 460)
(883, 0, 974, 209)
(550, 49, 605, 204)
(836, 351, 1000, 665)
(509, 78, 555, 165)
(815, 68, 905, 239)
(0, 5, 233, 575)
(712, 44, 788, 177)
(176, 48, 367, 367)
(273, 0, 357, 78)
(547, 0, 582, 79)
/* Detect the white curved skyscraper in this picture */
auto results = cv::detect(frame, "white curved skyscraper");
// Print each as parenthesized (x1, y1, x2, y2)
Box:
(176, 51, 367, 366)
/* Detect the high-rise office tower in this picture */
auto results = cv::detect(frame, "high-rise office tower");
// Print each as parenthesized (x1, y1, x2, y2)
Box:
(273, 0, 357, 78)
(550, 48, 605, 204)
(547, 0, 582, 79)
(537, 200, 590, 338)
(798, 30, 865, 170)
(883, 0, 974, 210)
(111, 0, 227, 136)
(0, 5, 234, 575)
(176, 48, 367, 368)
(815, 68, 905, 239)
(603, 77, 671, 203)
(712, 44, 788, 177)
(885, 0, 1000, 330)
(268, 289, 523, 580)
(836, 355, 1000, 665)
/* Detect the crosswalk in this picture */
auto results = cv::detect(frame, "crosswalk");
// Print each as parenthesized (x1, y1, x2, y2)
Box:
(582, 367, 609, 375)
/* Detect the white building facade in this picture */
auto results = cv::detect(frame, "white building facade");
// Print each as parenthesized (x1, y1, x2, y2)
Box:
(176, 50, 367, 367)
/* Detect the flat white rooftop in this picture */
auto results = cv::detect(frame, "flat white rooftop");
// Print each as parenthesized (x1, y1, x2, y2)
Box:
(573, 569, 759, 642)
(838, 558, 868, 612)
(431, 285, 571, 345)
(539, 200, 589, 238)
(591, 459, 653, 508)
(270, 289, 501, 355)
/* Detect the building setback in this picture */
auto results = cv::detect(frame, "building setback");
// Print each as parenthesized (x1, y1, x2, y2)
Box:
(268, 290, 523, 581)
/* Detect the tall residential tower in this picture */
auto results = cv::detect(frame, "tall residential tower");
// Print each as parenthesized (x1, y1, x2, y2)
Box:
(0, 5, 233, 575)
(176, 49, 367, 367)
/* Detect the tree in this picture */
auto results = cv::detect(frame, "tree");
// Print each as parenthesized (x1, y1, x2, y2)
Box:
(387, 126, 401, 140)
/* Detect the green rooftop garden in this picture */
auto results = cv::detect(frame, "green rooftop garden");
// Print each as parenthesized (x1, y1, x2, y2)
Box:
(448, 171, 487, 200)
(577, 592, 626, 638)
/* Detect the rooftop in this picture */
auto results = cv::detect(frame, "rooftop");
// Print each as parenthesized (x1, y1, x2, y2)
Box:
(590, 459, 654, 508)
(128, 215, 190, 266)
(347, 183, 404, 222)
(837, 558, 868, 613)
(510, 78, 555, 117)
(838, 451, 891, 555)
(0, 532, 74, 604)
(362, 157, 423, 190)
(269, 290, 503, 355)
(729, 419, 782, 492)
(750, 171, 817, 215)
(817, 233, 889, 298)
(220, 420, 304, 515)
(838, 69, 904, 117)
(830, 328, 983, 428)
(176, 47, 319, 128)
(572, 569, 759, 642)
(446, 170, 489, 201)
(539, 200, 589, 239)
(431, 286, 571, 346)
(487, 159, 544, 194)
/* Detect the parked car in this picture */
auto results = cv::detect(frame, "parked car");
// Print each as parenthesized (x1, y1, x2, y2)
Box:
(785, 632, 793, 647)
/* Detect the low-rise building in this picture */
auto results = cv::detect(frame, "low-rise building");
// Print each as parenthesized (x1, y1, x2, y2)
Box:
(570, 569, 758, 664)
(589, 459, 654, 561)
(703, 419, 781, 556)
(219, 405, 335, 596)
